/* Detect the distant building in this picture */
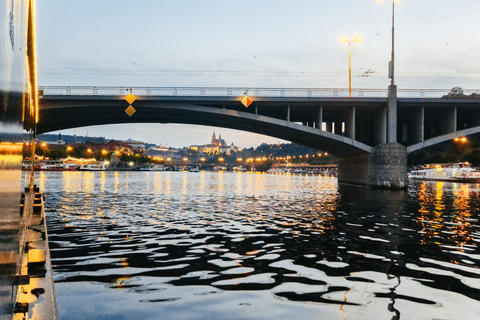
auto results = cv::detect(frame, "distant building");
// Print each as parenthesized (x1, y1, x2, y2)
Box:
(84, 136, 106, 144)
(104, 140, 133, 154)
(126, 140, 146, 154)
(148, 143, 177, 153)
(189, 131, 239, 155)
(65, 140, 133, 154)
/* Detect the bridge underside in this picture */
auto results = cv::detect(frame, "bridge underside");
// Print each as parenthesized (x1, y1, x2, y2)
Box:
(37, 98, 374, 157)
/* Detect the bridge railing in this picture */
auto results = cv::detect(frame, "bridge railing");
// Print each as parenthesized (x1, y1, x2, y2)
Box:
(38, 86, 480, 99)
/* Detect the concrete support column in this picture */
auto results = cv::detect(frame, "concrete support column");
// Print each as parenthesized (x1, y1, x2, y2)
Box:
(448, 106, 457, 133)
(337, 142, 407, 189)
(345, 106, 355, 140)
(411, 106, 424, 144)
(372, 106, 387, 146)
(315, 106, 323, 129)
(388, 84, 397, 143)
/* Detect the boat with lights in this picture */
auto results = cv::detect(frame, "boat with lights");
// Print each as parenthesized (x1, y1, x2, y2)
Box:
(408, 162, 480, 182)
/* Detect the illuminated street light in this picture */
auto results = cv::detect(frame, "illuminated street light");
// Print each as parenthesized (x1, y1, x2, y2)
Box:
(341, 35, 362, 97)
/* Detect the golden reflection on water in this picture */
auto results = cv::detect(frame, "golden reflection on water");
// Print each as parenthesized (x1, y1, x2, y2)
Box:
(100, 171, 106, 193)
(434, 182, 445, 215)
(153, 172, 163, 193)
(416, 181, 477, 250)
(236, 171, 243, 195)
(114, 171, 119, 193)
(217, 171, 224, 192)
(83, 171, 95, 193)
(199, 171, 206, 197)
(182, 172, 188, 196)
(451, 183, 473, 249)
(125, 172, 130, 191)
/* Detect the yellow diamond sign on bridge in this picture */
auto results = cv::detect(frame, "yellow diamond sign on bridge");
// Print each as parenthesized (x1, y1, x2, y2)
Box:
(241, 96, 252, 108)
(125, 105, 136, 117)
(125, 93, 136, 105)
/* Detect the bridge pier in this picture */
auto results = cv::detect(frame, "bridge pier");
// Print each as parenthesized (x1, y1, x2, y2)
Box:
(337, 142, 407, 189)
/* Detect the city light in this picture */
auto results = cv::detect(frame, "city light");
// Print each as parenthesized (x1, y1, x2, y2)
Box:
(341, 35, 362, 97)
(454, 137, 468, 143)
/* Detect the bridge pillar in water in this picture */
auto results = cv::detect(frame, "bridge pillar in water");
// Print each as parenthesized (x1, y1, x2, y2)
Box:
(337, 142, 407, 189)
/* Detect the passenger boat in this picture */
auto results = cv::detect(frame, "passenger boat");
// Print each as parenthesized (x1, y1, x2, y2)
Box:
(78, 163, 106, 171)
(22, 160, 78, 171)
(408, 162, 480, 183)
(188, 167, 200, 172)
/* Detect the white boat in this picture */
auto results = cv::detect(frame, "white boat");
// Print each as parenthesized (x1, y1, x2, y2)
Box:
(78, 163, 106, 171)
(23, 160, 78, 171)
(267, 167, 292, 174)
(233, 166, 247, 172)
(408, 162, 480, 183)
(188, 167, 200, 172)
(140, 164, 165, 171)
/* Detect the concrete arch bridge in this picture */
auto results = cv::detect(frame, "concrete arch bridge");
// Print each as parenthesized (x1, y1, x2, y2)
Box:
(37, 86, 480, 189)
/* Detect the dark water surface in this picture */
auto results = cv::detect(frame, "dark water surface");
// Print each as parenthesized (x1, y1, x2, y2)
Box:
(32, 171, 480, 319)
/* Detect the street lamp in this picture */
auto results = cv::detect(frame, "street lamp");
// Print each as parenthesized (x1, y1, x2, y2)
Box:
(341, 35, 362, 97)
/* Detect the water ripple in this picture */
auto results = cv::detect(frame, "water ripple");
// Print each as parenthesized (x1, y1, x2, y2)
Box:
(37, 171, 480, 319)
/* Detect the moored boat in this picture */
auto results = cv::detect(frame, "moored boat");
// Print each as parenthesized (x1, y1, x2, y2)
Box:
(78, 163, 107, 171)
(22, 160, 78, 171)
(408, 162, 480, 183)
(140, 164, 165, 171)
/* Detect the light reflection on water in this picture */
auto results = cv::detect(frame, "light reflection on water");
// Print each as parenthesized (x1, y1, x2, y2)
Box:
(32, 171, 480, 320)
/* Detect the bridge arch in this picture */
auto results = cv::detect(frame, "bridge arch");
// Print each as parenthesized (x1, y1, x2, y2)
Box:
(38, 100, 372, 157)
(406, 126, 480, 154)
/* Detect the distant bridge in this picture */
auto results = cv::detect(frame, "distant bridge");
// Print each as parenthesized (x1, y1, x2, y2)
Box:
(37, 86, 480, 188)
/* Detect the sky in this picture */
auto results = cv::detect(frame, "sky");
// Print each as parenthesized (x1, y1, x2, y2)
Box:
(35, 0, 480, 148)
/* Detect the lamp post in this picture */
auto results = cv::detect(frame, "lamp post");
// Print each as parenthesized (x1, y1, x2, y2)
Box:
(341, 36, 362, 97)
(378, 0, 399, 143)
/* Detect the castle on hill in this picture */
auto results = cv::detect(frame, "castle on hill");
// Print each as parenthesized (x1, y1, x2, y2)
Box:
(189, 131, 239, 155)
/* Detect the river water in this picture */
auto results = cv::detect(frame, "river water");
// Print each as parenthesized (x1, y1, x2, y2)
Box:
(31, 171, 480, 320)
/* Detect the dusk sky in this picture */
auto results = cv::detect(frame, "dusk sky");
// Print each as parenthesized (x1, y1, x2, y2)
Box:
(36, 0, 480, 148)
